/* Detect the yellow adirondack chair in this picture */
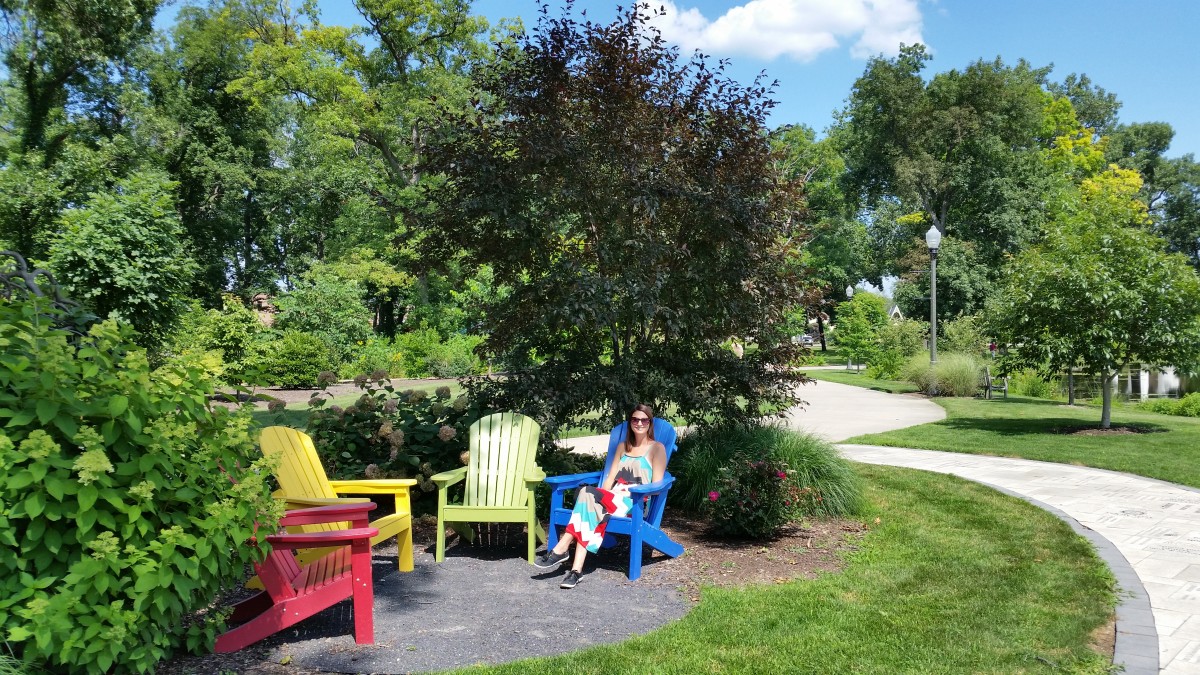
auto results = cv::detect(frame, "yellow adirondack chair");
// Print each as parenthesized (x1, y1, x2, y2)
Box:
(260, 426, 417, 572)
(431, 412, 547, 564)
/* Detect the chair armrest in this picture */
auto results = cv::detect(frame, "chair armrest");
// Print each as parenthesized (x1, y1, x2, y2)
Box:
(266, 526, 379, 549)
(430, 466, 468, 487)
(274, 493, 372, 509)
(524, 466, 547, 483)
(327, 478, 418, 496)
(279, 502, 377, 527)
(544, 471, 602, 491)
(628, 474, 676, 497)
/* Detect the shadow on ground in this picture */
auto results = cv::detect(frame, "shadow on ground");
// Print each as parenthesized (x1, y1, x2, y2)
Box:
(252, 532, 690, 674)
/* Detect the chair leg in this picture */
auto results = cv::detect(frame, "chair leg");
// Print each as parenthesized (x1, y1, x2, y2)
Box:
(435, 517, 447, 563)
(398, 526, 414, 572)
(350, 539, 374, 645)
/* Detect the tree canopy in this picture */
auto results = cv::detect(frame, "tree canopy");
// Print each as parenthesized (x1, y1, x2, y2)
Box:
(989, 168, 1200, 427)
(420, 3, 809, 431)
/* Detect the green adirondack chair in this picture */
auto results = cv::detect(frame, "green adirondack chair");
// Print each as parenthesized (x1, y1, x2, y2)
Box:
(431, 412, 547, 563)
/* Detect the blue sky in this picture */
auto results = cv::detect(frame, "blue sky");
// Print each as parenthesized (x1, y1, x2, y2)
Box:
(464, 0, 1200, 158)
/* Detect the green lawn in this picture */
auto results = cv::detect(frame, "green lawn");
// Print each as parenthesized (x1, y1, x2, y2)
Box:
(460, 464, 1114, 674)
(843, 394, 1200, 489)
(804, 369, 920, 394)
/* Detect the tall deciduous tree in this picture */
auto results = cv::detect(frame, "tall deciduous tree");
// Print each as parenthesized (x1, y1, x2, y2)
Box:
(989, 168, 1200, 428)
(421, 3, 809, 431)
(0, 0, 162, 258)
(835, 44, 1054, 262)
(770, 124, 868, 350)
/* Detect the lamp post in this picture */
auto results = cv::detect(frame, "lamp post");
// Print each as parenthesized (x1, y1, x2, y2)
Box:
(844, 285, 854, 370)
(925, 225, 942, 365)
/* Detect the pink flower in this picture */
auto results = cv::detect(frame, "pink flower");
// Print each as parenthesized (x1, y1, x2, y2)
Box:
(708, 491, 720, 502)
(776, 471, 787, 479)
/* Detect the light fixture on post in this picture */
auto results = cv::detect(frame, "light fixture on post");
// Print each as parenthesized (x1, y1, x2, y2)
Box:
(925, 225, 942, 365)
(846, 285, 854, 299)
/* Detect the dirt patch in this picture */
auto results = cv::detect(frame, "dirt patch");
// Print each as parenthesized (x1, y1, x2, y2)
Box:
(639, 512, 866, 600)
(1052, 424, 1163, 436)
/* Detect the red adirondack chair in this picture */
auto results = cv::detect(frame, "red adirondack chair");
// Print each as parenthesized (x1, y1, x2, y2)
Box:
(215, 502, 379, 653)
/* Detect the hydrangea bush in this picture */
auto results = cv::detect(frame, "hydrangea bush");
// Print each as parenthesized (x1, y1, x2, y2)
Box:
(303, 373, 488, 512)
(0, 299, 280, 673)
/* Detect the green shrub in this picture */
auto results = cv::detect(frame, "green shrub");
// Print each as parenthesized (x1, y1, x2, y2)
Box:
(901, 352, 983, 396)
(165, 295, 266, 384)
(866, 349, 906, 380)
(392, 326, 444, 378)
(1010, 369, 1062, 399)
(1141, 392, 1200, 417)
(940, 314, 988, 356)
(706, 454, 801, 538)
(260, 330, 335, 388)
(1179, 392, 1200, 417)
(1138, 398, 1180, 415)
(671, 424, 863, 524)
(305, 376, 490, 513)
(339, 337, 401, 380)
(0, 298, 280, 673)
(427, 333, 486, 377)
(273, 267, 373, 365)
(877, 318, 928, 358)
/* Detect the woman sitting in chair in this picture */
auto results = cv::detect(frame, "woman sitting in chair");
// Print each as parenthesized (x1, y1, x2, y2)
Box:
(535, 403, 667, 588)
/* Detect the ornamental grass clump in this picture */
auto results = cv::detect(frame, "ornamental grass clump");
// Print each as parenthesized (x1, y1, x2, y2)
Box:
(671, 423, 863, 537)
(901, 352, 984, 396)
(0, 298, 280, 673)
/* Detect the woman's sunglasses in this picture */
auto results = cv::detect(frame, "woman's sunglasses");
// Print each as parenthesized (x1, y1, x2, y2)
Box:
(629, 416, 651, 426)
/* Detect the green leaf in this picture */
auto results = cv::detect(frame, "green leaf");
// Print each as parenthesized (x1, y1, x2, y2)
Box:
(24, 493, 45, 518)
(134, 573, 157, 594)
(78, 484, 99, 511)
(36, 399, 60, 424)
(108, 395, 129, 417)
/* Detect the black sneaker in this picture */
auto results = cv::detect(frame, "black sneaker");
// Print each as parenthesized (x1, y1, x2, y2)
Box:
(560, 570, 582, 589)
(534, 550, 568, 569)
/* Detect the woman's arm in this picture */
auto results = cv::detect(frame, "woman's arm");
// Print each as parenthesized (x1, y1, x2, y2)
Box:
(600, 442, 626, 490)
(649, 442, 667, 483)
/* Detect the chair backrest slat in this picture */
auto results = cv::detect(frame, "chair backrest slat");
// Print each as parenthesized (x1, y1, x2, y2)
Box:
(261, 426, 338, 500)
(466, 412, 540, 507)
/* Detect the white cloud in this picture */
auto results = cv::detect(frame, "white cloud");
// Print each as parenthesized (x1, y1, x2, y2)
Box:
(646, 0, 924, 62)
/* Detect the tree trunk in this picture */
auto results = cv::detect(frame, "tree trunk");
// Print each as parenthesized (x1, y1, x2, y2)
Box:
(817, 314, 827, 351)
(1100, 371, 1113, 429)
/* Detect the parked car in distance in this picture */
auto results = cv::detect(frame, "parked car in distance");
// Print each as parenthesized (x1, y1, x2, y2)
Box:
(792, 334, 815, 347)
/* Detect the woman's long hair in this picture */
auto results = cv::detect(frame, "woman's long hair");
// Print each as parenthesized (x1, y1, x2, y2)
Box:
(625, 402, 656, 444)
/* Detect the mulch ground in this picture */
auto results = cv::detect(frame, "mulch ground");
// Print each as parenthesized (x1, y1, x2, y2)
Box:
(157, 514, 865, 674)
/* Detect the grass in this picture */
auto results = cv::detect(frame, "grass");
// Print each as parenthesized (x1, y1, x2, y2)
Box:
(844, 394, 1200, 489)
(460, 463, 1115, 674)
(804, 369, 920, 395)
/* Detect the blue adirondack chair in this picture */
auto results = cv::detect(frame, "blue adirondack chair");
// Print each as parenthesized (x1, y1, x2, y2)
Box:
(545, 418, 683, 580)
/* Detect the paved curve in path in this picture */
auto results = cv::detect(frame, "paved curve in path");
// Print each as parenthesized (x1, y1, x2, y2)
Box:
(781, 379, 1198, 675)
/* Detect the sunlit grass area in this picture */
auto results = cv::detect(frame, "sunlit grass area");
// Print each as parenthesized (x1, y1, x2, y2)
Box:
(459, 464, 1115, 674)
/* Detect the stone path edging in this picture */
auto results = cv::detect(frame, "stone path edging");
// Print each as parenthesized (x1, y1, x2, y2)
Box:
(840, 444, 1200, 674)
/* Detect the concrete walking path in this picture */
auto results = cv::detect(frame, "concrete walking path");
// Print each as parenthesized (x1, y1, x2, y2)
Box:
(560, 379, 1200, 673)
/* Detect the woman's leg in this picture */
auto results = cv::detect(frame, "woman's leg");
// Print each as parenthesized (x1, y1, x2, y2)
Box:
(550, 531, 574, 556)
(570, 539, 588, 572)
